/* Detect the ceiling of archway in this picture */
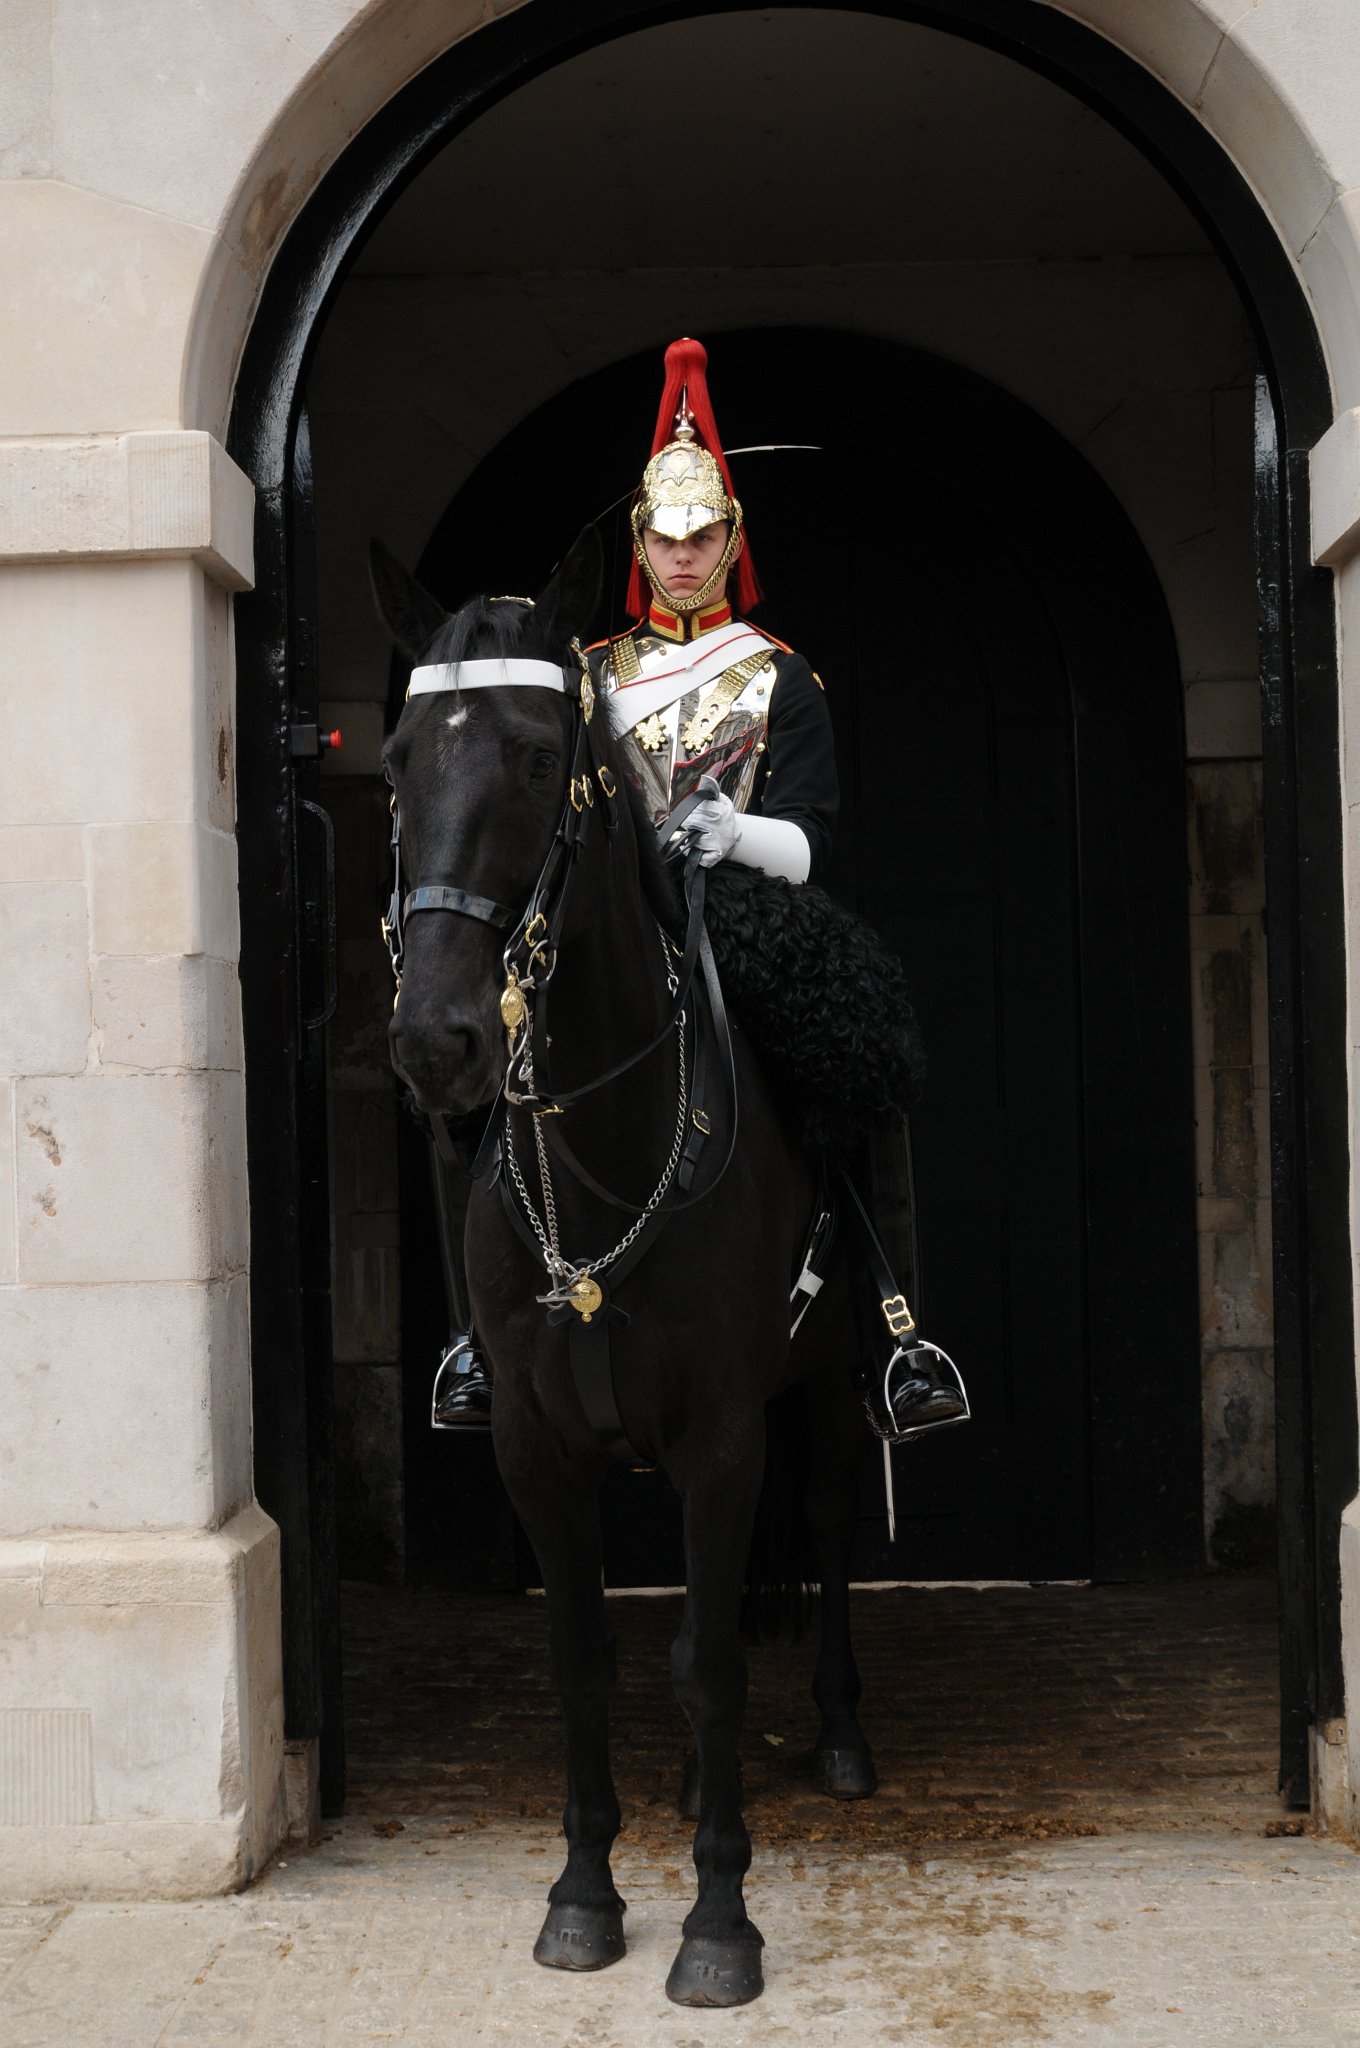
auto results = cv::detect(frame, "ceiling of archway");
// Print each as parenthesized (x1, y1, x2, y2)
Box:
(354, 8, 1209, 276)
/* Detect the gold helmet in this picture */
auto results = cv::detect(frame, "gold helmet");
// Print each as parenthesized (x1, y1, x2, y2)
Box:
(626, 339, 760, 617)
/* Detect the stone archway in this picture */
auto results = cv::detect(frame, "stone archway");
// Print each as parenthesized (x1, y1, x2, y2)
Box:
(223, 0, 1354, 1841)
(7, 0, 1360, 1912)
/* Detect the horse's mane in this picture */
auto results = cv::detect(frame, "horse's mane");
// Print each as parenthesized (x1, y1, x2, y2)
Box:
(424, 593, 533, 666)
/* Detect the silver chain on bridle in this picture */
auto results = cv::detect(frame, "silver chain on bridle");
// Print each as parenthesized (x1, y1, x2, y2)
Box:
(504, 923, 689, 1309)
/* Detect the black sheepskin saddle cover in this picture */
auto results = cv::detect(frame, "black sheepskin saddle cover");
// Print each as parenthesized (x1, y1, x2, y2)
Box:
(701, 863, 924, 1162)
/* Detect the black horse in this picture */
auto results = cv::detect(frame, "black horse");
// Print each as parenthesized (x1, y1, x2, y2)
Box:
(374, 529, 876, 2009)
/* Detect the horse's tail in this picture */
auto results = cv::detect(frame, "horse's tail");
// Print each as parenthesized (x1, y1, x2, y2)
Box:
(740, 1386, 817, 1642)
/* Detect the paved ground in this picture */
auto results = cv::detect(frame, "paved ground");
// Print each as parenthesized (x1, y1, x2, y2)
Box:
(6, 1826, 1360, 2047)
(7, 1580, 1360, 2045)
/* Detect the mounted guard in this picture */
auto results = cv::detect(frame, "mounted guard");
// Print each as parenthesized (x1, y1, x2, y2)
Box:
(429, 335, 968, 1449)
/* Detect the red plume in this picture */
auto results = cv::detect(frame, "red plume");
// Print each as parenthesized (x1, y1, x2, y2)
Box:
(626, 337, 762, 616)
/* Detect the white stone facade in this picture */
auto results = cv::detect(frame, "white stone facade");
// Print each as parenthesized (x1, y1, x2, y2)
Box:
(5, 0, 1360, 1896)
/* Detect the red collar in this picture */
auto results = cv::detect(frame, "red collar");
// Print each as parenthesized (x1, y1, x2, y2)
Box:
(648, 595, 733, 642)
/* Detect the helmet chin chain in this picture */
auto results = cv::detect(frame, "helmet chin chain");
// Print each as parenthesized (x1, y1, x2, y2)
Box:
(636, 526, 744, 616)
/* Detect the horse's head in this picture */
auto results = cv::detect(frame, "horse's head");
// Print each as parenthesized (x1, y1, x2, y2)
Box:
(372, 528, 603, 1116)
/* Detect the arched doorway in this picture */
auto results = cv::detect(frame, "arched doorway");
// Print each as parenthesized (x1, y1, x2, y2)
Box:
(229, 2, 1352, 1817)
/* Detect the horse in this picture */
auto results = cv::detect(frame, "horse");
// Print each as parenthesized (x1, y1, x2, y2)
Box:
(373, 526, 878, 2009)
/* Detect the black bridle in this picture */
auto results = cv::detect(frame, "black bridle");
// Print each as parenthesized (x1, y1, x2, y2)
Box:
(382, 633, 747, 1469)
(382, 639, 609, 999)
(382, 636, 735, 1180)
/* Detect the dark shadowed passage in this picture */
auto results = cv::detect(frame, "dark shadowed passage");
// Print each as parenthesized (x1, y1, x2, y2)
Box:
(341, 1577, 1284, 1851)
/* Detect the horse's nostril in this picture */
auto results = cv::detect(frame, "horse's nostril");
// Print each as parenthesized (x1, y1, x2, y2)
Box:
(389, 1019, 478, 1073)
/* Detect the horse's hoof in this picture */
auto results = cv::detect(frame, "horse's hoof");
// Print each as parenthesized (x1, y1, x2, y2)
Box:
(665, 1934, 765, 2007)
(533, 1900, 626, 1971)
(814, 1745, 878, 1799)
(677, 1751, 701, 1819)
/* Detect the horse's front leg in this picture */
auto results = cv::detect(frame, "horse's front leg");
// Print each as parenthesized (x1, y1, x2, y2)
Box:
(495, 1411, 625, 1971)
(666, 1417, 767, 2008)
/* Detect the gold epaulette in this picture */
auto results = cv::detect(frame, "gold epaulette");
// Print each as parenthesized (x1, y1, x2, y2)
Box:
(585, 628, 642, 686)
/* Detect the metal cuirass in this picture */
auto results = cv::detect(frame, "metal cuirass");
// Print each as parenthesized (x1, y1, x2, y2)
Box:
(597, 626, 779, 825)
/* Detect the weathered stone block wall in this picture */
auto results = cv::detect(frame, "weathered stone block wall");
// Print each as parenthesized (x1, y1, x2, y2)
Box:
(0, 455, 285, 1895)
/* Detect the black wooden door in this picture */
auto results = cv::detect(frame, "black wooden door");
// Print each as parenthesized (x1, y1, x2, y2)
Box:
(729, 449, 1086, 1577)
(405, 330, 1200, 1584)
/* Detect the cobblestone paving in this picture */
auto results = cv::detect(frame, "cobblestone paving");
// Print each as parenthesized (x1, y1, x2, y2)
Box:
(342, 1575, 1284, 1847)
(8, 1579, 1360, 2046)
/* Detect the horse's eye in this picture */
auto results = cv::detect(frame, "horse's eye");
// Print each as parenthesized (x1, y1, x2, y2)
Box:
(530, 751, 558, 782)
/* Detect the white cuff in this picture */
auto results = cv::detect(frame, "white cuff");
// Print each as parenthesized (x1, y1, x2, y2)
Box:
(729, 813, 811, 884)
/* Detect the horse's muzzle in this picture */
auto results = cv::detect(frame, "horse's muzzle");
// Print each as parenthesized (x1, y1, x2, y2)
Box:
(389, 1014, 498, 1117)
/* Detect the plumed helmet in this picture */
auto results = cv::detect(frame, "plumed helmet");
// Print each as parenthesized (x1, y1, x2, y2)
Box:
(627, 338, 762, 616)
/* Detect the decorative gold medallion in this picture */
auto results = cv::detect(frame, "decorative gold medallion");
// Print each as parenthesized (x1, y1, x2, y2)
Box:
(634, 712, 669, 753)
(569, 1272, 603, 1321)
(580, 675, 595, 724)
(500, 970, 527, 1034)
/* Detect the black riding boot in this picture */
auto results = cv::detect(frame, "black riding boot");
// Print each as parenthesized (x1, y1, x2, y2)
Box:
(427, 1127, 494, 1430)
(845, 1125, 969, 1444)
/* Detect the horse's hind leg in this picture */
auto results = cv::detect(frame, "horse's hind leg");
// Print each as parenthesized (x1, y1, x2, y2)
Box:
(806, 1361, 878, 1798)
(666, 1425, 767, 2008)
(496, 1430, 626, 1971)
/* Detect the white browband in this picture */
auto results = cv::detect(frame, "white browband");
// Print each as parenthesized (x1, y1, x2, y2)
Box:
(408, 658, 567, 695)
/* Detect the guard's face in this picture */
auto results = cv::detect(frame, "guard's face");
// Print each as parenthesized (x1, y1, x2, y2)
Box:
(643, 521, 732, 604)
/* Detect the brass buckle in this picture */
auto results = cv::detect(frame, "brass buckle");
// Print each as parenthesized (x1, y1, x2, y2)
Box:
(882, 1294, 916, 1338)
(569, 774, 594, 813)
(692, 1107, 711, 1135)
(597, 765, 616, 799)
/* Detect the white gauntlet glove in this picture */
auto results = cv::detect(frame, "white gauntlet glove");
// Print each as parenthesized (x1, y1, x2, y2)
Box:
(683, 776, 812, 884)
(684, 785, 740, 867)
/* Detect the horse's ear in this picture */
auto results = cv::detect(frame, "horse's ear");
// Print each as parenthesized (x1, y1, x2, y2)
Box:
(537, 526, 603, 643)
(369, 539, 449, 660)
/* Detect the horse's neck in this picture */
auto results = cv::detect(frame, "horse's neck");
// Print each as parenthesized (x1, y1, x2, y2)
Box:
(537, 797, 676, 1147)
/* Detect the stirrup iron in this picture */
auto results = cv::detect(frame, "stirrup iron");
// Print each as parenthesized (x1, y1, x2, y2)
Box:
(431, 1336, 488, 1430)
(868, 1340, 971, 1447)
